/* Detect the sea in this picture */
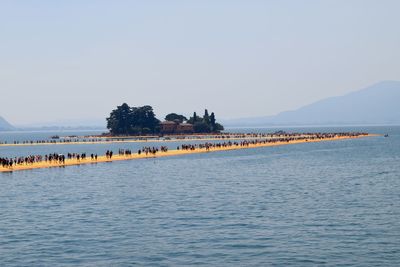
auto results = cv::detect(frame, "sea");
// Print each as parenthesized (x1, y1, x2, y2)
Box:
(0, 126, 399, 266)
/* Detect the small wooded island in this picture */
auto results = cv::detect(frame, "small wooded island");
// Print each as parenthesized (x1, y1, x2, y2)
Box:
(106, 103, 224, 135)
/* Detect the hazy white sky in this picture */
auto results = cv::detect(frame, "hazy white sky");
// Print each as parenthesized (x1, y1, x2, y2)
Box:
(1, 0, 399, 125)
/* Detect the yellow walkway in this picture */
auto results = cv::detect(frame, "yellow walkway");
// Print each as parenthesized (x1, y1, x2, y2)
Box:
(0, 135, 375, 173)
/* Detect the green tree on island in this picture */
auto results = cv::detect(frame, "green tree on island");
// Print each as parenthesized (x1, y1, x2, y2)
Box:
(106, 103, 132, 135)
(203, 109, 210, 125)
(187, 109, 224, 133)
(187, 112, 200, 124)
(106, 104, 160, 135)
(131, 105, 160, 133)
(165, 113, 187, 123)
(210, 112, 224, 132)
(193, 121, 210, 133)
(214, 122, 224, 132)
(210, 112, 216, 131)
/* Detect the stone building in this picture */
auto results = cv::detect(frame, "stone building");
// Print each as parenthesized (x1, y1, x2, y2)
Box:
(160, 121, 194, 134)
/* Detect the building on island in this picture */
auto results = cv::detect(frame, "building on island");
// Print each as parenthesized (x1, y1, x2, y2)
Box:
(159, 121, 177, 134)
(159, 121, 194, 134)
(176, 123, 194, 133)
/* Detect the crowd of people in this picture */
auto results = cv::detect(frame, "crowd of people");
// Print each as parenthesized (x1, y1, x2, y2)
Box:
(0, 132, 368, 170)
(0, 152, 104, 168)
(0, 153, 66, 168)
(0, 139, 110, 145)
(137, 146, 168, 156)
(2, 132, 368, 146)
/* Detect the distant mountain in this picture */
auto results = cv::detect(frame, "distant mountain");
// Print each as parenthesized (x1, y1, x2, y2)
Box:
(0, 116, 15, 131)
(224, 81, 400, 127)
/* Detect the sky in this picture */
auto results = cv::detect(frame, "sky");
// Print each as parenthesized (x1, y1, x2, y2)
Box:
(0, 0, 399, 125)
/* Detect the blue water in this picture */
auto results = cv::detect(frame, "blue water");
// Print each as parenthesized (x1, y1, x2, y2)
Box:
(1, 126, 399, 266)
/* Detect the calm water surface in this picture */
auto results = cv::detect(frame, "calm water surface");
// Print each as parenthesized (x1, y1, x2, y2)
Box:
(0, 126, 399, 266)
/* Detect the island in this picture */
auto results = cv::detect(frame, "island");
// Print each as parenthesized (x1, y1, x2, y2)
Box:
(106, 104, 224, 135)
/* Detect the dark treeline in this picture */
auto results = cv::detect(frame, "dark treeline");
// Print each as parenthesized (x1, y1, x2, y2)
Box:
(106, 104, 160, 135)
(185, 109, 224, 133)
(106, 103, 224, 136)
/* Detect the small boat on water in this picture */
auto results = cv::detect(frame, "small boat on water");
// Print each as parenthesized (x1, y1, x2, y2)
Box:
(384, 134, 389, 137)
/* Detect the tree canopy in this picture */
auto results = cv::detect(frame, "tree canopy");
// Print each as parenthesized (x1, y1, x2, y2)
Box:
(106, 104, 160, 135)
(165, 113, 187, 123)
(187, 109, 224, 133)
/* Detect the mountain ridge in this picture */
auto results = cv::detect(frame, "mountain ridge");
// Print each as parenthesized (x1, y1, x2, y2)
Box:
(0, 116, 16, 131)
(223, 81, 400, 127)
